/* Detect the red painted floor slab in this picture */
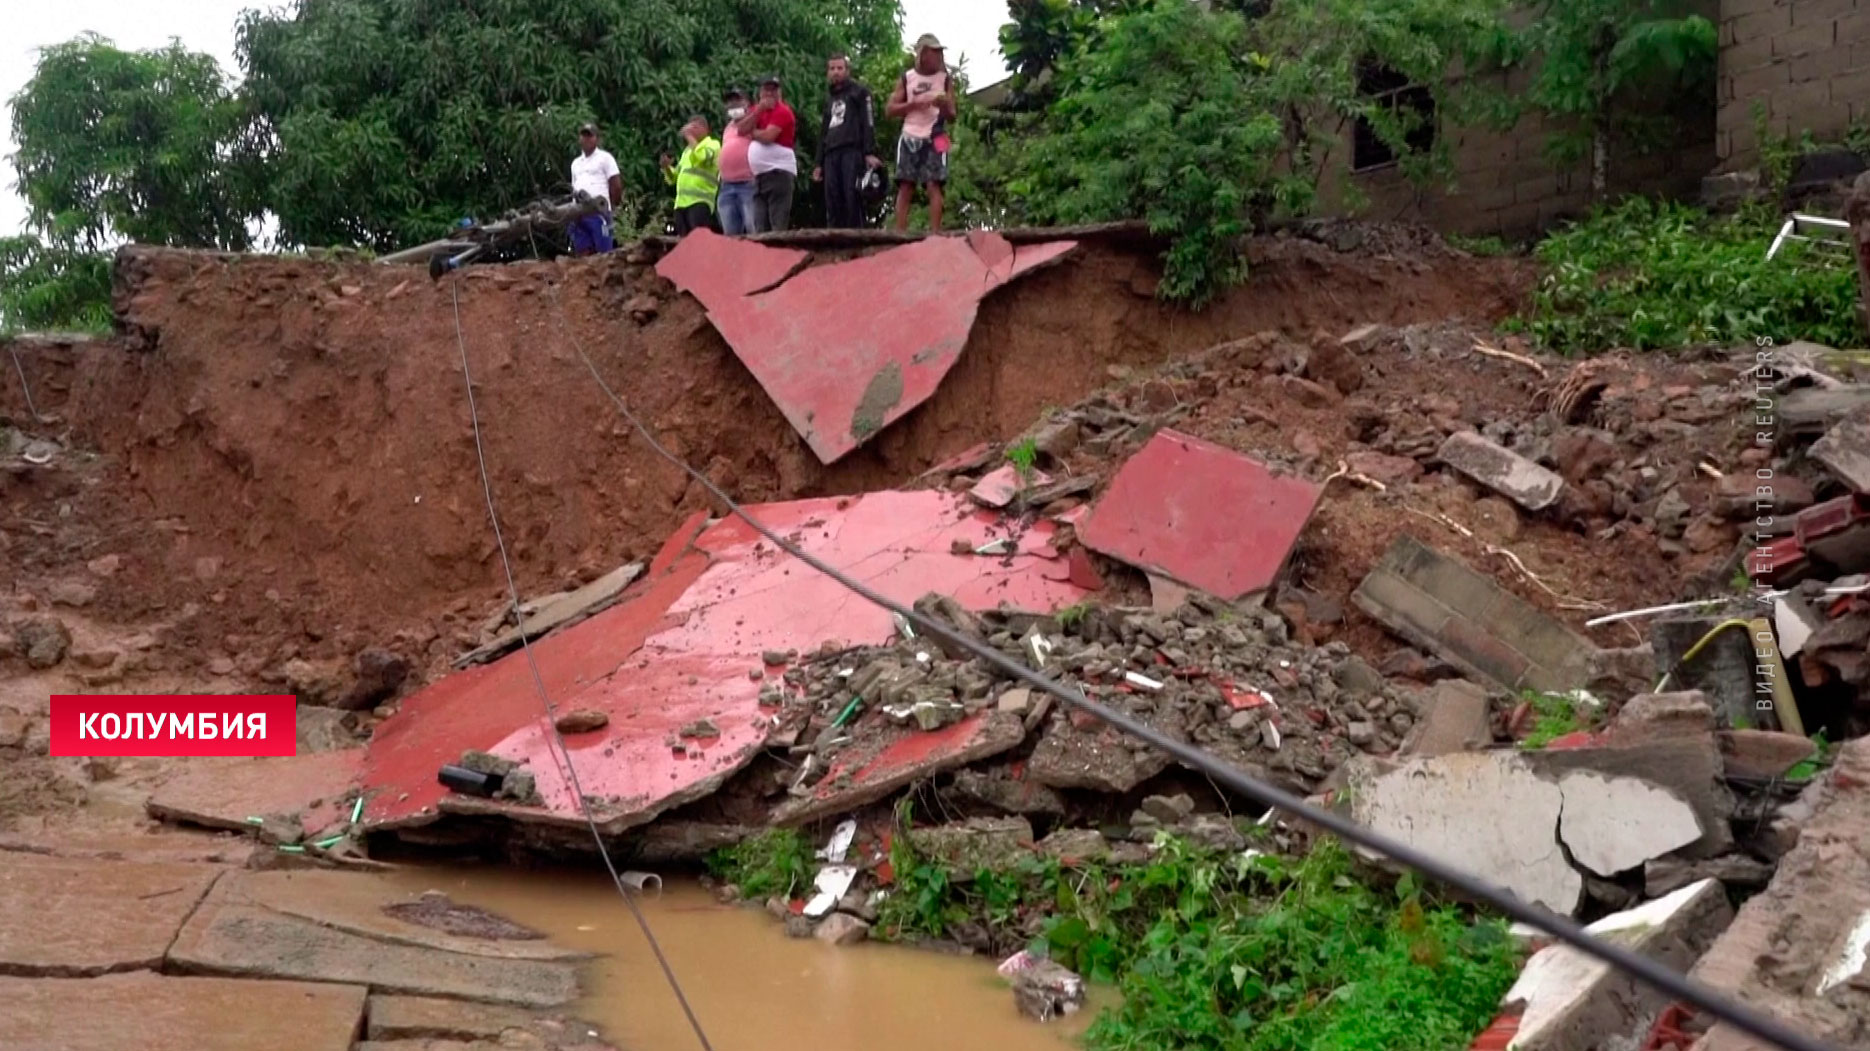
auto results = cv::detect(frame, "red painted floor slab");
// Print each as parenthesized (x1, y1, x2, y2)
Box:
(1079, 429, 1323, 601)
(359, 490, 1092, 833)
(776, 711, 1030, 825)
(147, 750, 364, 842)
(653, 228, 810, 304)
(703, 234, 1076, 464)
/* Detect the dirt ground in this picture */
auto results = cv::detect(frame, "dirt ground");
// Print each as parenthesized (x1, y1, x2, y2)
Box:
(0, 230, 1528, 700)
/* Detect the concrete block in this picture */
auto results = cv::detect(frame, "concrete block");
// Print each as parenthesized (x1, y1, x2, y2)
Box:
(1501, 880, 1734, 1051)
(1605, 691, 1718, 744)
(1718, 728, 1818, 779)
(1524, 737, 1735, 858)
(1401, 679, 1495, 757)
(1354, 535, 1596, 694)
(1774, 16, 1839, 55)
(1438, 431, 1565, 511)
(1651, 617, 1760, 729)
(1556, 771, 1705, 876)
(1731, 5, 1794, 43)
(1730, 61, 1793, 100)
(1827, 66, 1870, 114)
(1724, 32, 1778, 74)
(1794, 0, 1856, 26)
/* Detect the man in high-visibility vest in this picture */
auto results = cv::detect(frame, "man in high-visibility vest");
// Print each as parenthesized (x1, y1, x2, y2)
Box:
(660, 116, 722, 237)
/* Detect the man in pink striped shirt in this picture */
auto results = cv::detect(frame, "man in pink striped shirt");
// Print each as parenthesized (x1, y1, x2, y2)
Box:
(716, 87, 757, 236)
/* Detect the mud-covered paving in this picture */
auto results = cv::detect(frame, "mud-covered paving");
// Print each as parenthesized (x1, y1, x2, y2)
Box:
(5, 224, 1870, 1050)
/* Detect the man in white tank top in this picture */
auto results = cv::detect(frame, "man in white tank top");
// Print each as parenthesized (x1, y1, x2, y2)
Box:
(885, 34, 956, 233)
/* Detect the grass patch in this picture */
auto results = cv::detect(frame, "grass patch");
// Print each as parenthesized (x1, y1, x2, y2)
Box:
(705, 829, 815, 901)
(1510, 198, 1862, 354)
(876, 820, 1519, 1051)
(1006, 437, 1040, 485)
(1518, 690, 1593, 749)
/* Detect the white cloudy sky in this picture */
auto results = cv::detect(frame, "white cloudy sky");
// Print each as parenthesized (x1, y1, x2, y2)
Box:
(0, 0, 1010, 237)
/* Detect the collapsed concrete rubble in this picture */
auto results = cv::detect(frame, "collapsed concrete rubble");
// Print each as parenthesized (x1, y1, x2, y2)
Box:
(18, 231, 1870, 1050)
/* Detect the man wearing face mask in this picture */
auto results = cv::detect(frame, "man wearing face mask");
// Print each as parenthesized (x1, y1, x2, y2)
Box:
(716, 88, 757, 236)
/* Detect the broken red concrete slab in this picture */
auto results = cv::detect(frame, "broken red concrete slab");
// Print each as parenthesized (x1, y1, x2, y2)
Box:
(968, 464, 1051, 509)
(652, 227, 810, 303)
(776, 711, 1030, 825)
(0, 853, 222, 975)
(1690, 738, 1870, 1050)
(1079, 430, 1324, 602)
(0, 972, 367, 1051)
(360, 491, 1091, 834)
(147, 749, 363, 842)
(700, 234, 1077, 463)
(169, 871, 582, 1007)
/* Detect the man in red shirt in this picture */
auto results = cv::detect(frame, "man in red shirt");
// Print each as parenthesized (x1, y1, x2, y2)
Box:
(735, 75, 799, 233)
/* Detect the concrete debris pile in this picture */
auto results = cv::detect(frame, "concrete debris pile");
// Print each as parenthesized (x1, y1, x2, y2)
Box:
(771, 590, 1424, 803)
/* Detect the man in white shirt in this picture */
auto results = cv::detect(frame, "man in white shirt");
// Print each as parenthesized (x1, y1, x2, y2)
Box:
(569, 122, 623, 255)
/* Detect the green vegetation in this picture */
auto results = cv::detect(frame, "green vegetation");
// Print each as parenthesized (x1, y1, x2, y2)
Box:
(1492, 0, 1715, 195)
(1006, 437, 1040, 484)
(1513, 199, 1864, 354)
(705, 829, 815, 901)
(0, 237, 112, 334)
(1784, 731, 1835, 783)
(1518, 690, 1593, 749)
(875, 825, 1520, 1051)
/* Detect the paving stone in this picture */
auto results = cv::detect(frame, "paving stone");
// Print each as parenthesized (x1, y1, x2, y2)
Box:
(168, 871, 581, 1007)
(1524, 737, 1735, 858)
(0, 853, 221, 975)
(0, 972, 366, 1051)
(365, 994, 539, 1041)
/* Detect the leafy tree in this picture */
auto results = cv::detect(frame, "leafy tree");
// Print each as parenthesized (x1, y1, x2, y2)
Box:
(1497, 0, 1716, 195)
(8, 34, 258, 250)
(982, 0, 1509, 305)
(236, 0, 905, 249)
(0, 236, 112, 333)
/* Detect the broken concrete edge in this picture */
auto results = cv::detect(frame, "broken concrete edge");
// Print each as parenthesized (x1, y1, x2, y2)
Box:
(1495, 878, 1734, 1051)
(771, 716, 1029, 826)
(454, 561, 648, 668)
(643, 220, 1153, 255)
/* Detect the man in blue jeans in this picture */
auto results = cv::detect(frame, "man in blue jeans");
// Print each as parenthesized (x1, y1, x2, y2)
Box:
(716, 88, 757, 236)
(568, 123, 622, 254)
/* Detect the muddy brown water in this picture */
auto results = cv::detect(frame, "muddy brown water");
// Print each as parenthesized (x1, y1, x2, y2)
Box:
(381, 866, 1104, 1051)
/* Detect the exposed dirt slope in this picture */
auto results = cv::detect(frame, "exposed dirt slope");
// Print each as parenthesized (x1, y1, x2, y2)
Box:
(1, 232, 1527, 685)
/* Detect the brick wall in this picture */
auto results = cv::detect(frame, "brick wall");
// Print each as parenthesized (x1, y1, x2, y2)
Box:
(1718, 0, 1870, 169)
(1318, 66, 1717, 237)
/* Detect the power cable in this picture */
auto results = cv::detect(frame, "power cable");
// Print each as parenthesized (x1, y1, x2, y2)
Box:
(503, 250, 1838, 1051)
(6, 340, 43, 423)
(446, 279, 717, 1051)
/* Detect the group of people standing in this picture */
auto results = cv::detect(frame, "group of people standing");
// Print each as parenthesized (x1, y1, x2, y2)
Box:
(564, 33, 958, 255)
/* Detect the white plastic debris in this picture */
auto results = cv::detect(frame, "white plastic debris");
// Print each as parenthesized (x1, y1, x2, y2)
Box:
(818, 819, 857, 864)
(1124, 671, 1164, 691)
(892, 612, 916, 640)
(997, 949, 1039, 977)
(804, 864, 858, 918)
(1026, 633, 1054, 668)
(1260, 720, 1282, 751)
(975, 538, 1015, 556)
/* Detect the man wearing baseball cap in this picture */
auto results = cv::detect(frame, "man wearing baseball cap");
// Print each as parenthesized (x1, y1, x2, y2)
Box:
(732, 74, 799, 232)
(568, 122, 622, 255)
(885, 34, 957, 233)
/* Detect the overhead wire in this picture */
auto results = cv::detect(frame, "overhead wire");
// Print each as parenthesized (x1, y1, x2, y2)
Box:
(466, 229, 1837, 1051)
(446, 278, 716, 1051)
(7, 340, 43, 423)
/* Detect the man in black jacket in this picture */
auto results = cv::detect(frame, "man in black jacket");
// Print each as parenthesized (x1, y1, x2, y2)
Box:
(812, 53, 881, 229)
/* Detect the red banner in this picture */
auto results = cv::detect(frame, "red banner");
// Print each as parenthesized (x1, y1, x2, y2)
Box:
(49, 695, 297, 757)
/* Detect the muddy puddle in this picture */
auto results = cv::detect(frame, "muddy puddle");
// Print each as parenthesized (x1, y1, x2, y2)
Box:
(381, 865, 1104, 1051)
